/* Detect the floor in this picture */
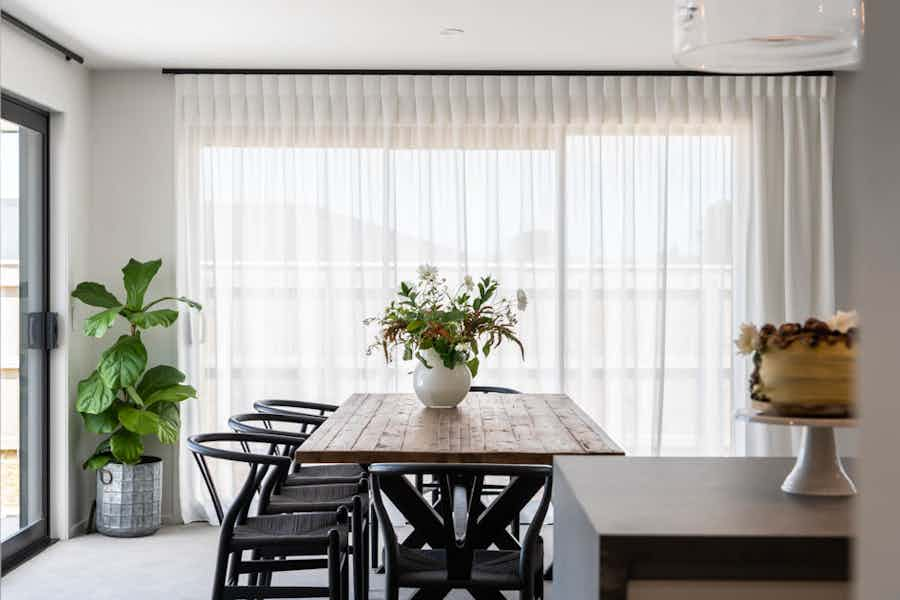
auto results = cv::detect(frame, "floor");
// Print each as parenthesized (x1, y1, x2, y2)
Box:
(2, 523, 554, 600)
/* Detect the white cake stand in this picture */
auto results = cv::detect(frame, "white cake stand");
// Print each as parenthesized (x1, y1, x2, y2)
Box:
(735, 409, 858, 496)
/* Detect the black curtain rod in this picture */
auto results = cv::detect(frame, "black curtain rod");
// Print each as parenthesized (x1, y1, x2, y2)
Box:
(1, 10, 84, 64)
(162, 67, 834, 77)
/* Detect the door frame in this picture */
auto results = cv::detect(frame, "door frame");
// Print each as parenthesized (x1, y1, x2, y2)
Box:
(1, 93, 52, 574)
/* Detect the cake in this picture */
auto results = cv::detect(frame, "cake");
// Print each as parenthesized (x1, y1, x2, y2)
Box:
(735, 311, 858, 417)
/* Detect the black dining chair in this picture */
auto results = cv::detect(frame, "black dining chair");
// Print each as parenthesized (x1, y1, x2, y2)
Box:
(187, 432, 352, 600)
(229, 412, 366, 486)
(228, 412, 371, 600)
(415, 385, 525, 539)
(370, 463, 552, 600)
(254, 399, 340, 434)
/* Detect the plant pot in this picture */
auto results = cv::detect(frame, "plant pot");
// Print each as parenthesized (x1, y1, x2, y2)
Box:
(413, 349, 472, 408)
(95, 456, 162, 537)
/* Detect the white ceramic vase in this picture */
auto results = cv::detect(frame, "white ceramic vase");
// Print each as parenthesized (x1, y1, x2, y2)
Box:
(413, 348, 471, 408)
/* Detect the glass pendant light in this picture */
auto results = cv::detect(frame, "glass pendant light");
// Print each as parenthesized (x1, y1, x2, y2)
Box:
(673, 0, 864, 73)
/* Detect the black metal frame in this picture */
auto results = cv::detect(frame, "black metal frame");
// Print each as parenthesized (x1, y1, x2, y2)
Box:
(0, 94, 53, 575)
(0, 11, 84, 64)
(187, 432, 354, 600)
(370, 463, 552, 600)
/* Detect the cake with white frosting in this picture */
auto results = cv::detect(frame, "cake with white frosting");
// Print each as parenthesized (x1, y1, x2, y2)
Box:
(735, 311, 858, 416)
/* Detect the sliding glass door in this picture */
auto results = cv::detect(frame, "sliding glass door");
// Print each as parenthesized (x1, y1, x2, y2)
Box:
(1, 96, 51, 570)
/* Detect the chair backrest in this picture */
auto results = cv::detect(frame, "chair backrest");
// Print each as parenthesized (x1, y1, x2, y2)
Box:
(187, 432, 296, 525)
(369, 463, 552, 582)
(469, 385, 521, 394)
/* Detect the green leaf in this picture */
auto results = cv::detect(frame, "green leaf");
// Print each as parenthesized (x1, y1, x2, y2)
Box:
(83, 453, 113, 470)
(482, 341, 492, 357)
(406, 320, 426, 333)
(150, 402, 180, 445)
(122, 258, 162, 310)
(76, 371, 116, 414)
(142, 296, 202, 311)
(72, 282, 122, 309)
(110, 429, 143, 464)
(98, 335, 147, 389)
(124, 385, 144, 407)
(82, 405, 120, 433)
(83, 306, 123, 338)
(144, 384, 197, 408)
(129, 309, 179, 329)
(118, 406, 160, 435)
(83, 437, 113, 469)
(402, 345, 413, 361)
(137, 365, 186, 399)
(467, 357, 479, 377)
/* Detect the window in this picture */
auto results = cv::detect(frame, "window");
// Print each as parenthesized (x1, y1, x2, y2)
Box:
(194, 130, 734, 456)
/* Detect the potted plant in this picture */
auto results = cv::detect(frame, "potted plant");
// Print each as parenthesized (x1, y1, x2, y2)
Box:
(366, 265, 526, 408)
(72, 258, 201, 537)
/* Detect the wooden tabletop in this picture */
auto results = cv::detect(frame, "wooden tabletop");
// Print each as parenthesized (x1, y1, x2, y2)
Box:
(295, 393, 624, 465)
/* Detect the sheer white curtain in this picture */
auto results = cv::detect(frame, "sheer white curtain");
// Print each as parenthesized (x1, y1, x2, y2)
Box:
(175, 74, 834, 522)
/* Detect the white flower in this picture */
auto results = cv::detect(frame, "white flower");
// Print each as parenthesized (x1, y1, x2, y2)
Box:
(734, 323, 760, 355)
(463, 275, 475, 291)
(826, 309, 859, 334)
(417, 264, 438, 282)
(516, 289, 528, 312)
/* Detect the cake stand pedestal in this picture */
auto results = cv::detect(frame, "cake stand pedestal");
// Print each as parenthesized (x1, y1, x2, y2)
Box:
(735, 409, 858, 496)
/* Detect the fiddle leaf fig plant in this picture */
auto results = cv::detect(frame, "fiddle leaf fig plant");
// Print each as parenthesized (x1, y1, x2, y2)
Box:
(72, 258, 201, 470)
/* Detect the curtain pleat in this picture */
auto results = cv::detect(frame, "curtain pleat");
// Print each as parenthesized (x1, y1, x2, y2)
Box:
(175, 74, 835, 524)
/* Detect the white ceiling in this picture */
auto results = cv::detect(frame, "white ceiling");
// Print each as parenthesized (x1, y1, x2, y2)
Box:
(1, 0, 679, 70)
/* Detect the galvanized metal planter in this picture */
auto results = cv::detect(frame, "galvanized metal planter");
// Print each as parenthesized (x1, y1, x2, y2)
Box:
(96, 457, 162, 537)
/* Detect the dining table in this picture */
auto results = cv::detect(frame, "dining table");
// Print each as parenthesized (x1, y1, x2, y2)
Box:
(294, 392, 625, 597)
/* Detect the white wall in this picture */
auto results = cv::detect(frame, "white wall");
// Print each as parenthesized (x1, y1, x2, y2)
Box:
(86, 70, 178, 523)
(0, 22, 91, 539)
(833, 1, 900, 598)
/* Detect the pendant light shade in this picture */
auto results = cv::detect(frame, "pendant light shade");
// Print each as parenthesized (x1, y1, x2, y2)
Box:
(673, 0, 864, 73)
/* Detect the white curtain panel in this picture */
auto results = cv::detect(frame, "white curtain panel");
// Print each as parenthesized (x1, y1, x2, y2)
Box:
(174, 74, 834, 523)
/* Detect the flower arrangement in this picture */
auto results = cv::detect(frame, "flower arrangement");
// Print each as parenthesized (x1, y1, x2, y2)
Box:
(366, 265, 526, 376)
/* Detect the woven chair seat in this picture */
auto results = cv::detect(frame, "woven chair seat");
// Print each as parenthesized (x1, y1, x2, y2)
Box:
(231, 512, 348, 552)
(396, 547, 521, 588)
(267, 482, 369, 514)
(286, 463, 365, 486)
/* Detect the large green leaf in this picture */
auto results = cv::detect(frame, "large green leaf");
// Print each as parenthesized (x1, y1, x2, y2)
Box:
(150, 402, 180, 445)
(122, 258, 162, 310)
(83, 306, 123, 338)
(71, 282, 122, 309)
(83, 453, 113, 470)
(144, 384, 197, 408)
(98, 335, 147, 389)
(82, 405, 120, 433)
(118, 406, 160, 435)
(76, 371, 116, 415)
(129, 309, 178, 330)
(143, 296, 203, 311)
(110, 429, 143, 464)
(83, 437, 113, 470)
(137, 365, 186, 399)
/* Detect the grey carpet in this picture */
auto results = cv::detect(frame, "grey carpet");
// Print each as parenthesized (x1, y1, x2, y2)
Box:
(1, 523, 554, 600)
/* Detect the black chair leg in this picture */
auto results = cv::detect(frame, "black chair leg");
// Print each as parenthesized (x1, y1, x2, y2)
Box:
(210, 543, 230, 600)
(369, 504, 379, 570)
(328, 531, 342, 600)
(352, 505, 364, 600)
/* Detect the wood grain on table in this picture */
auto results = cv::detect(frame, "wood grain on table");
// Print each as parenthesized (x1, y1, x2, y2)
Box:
(295, 393, 624, 465)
